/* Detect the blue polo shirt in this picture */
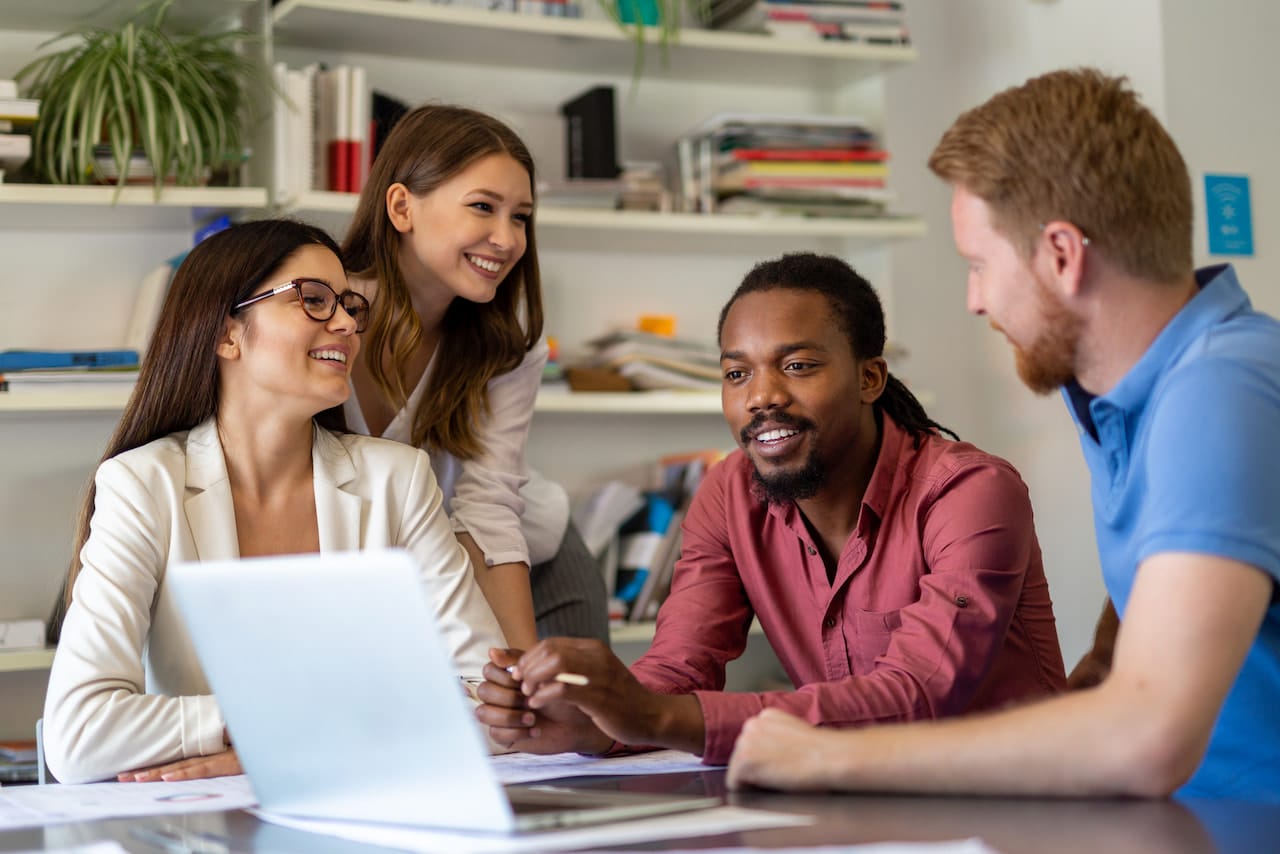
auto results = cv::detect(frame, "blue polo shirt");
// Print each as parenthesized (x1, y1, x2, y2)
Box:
(1063, 264, 1280, 802)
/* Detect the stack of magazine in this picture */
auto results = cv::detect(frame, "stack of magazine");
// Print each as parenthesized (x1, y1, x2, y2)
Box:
(762, 0, 908, 44)
(676, 112, 891, 217)
(578, 329, 720, 392)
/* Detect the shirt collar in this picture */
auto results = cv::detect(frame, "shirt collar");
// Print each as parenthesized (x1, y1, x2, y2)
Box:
(1063, 264, 1249, 424)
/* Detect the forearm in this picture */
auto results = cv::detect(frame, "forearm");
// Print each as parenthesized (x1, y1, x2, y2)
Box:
(459, 533, 537, 649)
(807, 682, 1184, 798)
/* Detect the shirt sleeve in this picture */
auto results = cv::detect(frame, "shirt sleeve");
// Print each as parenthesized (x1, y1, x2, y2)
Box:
(399, 448, 509, 677)
(640, 458, 1044, 766)
(448, 338, 550, 568)
(1137, 357, 1280, 583)
(42, 458, 225, 784)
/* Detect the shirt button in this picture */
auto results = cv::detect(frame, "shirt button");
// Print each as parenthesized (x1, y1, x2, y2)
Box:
(807, 546, 817, 555)
(955, 595, 969, 608)
(824, 617, 836, 628)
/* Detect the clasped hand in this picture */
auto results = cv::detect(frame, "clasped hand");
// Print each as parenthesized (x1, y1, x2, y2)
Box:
(473, 639, 660, 754)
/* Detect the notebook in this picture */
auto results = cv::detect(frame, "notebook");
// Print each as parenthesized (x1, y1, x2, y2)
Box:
(167, 549, 719, 833)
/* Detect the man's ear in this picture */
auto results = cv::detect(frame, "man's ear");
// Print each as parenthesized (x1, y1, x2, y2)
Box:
(1038, 219, 1089, 299)
(216, 316, 243, 361)
(386, 183, 413, 234)
(860, 356, 888, 404)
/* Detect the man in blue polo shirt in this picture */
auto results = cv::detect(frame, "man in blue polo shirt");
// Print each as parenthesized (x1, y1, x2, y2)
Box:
(726, 67, 1280, 801)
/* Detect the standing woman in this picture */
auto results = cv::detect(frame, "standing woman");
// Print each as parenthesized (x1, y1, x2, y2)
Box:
(44, 220, 505, 784)
(342, 104, 608, 650)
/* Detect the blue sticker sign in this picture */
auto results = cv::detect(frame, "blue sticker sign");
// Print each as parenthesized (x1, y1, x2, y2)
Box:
(1204, 174, 1254, 256)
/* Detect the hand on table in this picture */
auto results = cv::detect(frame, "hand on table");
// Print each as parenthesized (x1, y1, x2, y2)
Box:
(118, 748, 242, 782)
(727, 709, 835, 792)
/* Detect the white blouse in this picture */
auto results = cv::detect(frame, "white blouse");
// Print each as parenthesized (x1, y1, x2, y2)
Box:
(345, 335, 570, 568)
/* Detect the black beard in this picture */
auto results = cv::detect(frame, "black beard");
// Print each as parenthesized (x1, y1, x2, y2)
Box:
(745, 414, 826, 504)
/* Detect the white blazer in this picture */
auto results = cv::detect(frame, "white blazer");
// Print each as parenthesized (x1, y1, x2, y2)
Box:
(44, 418, 506, 784)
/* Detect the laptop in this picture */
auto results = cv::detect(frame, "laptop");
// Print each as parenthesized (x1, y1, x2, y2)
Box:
(167, 549, 719, 833)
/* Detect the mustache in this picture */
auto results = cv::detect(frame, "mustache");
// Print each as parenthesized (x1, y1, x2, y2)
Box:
(739, 411, 814, 446)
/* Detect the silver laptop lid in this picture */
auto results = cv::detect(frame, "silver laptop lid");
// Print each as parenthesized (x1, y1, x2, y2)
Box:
(169, 549, 518, 832)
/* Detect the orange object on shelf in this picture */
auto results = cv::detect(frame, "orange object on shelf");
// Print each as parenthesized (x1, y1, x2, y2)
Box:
(637, 314, 676, 337)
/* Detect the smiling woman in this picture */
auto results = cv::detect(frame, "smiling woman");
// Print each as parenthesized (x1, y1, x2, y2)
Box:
(41, 219, 506, 785)
(342, 104, 608, 651)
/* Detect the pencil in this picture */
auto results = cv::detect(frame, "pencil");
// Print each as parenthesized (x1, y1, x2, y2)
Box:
(503, 665, 590, 686)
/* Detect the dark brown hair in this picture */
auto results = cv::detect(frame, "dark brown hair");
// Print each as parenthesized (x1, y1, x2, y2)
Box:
(342, 104, 543, 459)
(51, 219, 345, 639)
(929, 67, 1192, 283)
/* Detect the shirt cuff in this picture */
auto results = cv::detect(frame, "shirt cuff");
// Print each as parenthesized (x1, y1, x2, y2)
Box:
(182, 694, 227, 758)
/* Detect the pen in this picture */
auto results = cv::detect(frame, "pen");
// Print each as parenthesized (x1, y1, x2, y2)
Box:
(504, 665, 590, 686)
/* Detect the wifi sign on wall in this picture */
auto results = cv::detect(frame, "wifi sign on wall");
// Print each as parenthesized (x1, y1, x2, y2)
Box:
(1204, 174, 1254, 257)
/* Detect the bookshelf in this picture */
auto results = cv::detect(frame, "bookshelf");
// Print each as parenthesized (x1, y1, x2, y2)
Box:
(0, 185, 270, 230)
(0, 647, 55, 674)
(291, 189, 925, 241)
(0, 0, 919, 734)
(0, 389, 725, 416)
(271, 0, 917, 88)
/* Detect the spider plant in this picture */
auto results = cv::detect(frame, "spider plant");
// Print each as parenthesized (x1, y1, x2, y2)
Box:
(15, 0, 259, 191)
(603, 0, 712, 81)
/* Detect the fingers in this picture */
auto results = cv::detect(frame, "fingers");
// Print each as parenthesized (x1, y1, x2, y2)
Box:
(116, 750, 240, 783)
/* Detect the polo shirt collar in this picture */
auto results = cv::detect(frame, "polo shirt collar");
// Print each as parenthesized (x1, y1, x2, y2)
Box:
(1064, 264, 1247, 434)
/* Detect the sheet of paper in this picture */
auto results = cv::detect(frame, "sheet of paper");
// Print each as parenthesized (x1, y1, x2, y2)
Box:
(492, 748, 713, 783)
(0, 775, 257, 830)
(585, 841, 1000, 854)
(253, 805, 812, 853)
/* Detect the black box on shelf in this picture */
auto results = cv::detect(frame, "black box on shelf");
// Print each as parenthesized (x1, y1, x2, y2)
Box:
(559, 85, 620, 180)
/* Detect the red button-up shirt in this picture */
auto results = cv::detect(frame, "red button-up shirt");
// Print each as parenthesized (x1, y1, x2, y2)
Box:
(631, 416, 1067, 765)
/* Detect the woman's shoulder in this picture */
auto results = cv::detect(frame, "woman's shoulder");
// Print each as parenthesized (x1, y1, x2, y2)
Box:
(330, 429, 432, 470)
(103, 431, 194, 479)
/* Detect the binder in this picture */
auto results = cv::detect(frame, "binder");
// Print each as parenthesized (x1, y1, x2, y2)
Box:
(0, 349, 139, 372)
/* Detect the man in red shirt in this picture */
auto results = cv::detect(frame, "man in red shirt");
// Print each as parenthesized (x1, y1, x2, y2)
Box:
(477, 252, 1066, 764)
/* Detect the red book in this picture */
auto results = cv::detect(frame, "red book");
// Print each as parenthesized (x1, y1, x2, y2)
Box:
(730, 148, 888, 162)
(328, 140, 355, 193)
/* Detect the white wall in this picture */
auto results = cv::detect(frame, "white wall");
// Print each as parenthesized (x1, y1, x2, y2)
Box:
(1162, 1, 1278, 316)
(886, 0, 1169, 665)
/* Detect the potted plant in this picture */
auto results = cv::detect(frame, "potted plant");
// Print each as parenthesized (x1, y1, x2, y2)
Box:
(16, 0, 259, 190)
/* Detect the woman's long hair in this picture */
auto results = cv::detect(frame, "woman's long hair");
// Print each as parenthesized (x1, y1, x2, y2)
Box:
(341, 104, 543, 459)
(50, 219, 345, 640)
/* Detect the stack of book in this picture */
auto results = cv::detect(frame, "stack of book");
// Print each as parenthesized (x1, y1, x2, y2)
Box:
(0, 79, 39, 183)
(0, 350, 140, 394)
(574, 449, 724, 624)
(415, 0, 585, 17)
(762, 0, 909, 44)
(0, 740, 38, 784)
(576, 329, 721, 392)
(676, 112, 891, 217)
(273, 63, 381, 200)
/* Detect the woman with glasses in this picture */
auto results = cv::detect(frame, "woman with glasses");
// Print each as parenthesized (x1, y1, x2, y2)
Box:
(42, 219, 506, 784)
(342, 105, 607, 651)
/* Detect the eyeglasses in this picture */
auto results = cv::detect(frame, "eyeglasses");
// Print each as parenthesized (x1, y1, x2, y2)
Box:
(231, 278, 370, 333)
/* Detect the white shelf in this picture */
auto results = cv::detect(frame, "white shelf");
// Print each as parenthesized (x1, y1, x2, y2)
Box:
(0, 647, 54, 673)
(0, 388, 934, 416)
(536, 390, 720, 414)
(271, 0, 916, 88)
(292, 191, 925, 242)
(0, 388, 722, 416)
(610, 619, 764, 645)
(0, 185, 269, 230)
